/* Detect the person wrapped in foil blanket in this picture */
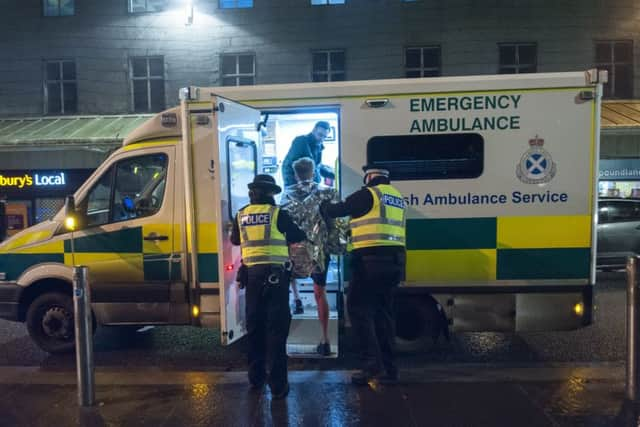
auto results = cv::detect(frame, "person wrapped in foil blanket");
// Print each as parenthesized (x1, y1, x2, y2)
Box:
(280, 162, 347, 278)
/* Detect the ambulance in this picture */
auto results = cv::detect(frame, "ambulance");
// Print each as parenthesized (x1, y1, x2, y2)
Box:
(0, 70, 604, 354)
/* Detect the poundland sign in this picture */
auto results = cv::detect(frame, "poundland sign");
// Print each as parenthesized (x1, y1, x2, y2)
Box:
(599, 159, 640, 180)
(0, 172, 66, 188)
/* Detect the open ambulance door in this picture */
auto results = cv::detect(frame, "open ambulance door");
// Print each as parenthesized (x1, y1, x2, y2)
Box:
(211, 96, 260, 345)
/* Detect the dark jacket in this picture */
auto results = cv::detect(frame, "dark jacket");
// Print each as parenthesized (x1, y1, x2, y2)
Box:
(281, 133, 323, 187)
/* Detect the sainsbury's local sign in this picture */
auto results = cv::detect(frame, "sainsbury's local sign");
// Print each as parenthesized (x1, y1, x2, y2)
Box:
(0, 172, 67, 189)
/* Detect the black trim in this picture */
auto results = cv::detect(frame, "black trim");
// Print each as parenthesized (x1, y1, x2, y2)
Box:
(91, 282, 169, 303)
(190, 109, 213, 113)
(0, 283, 22, 321)
(198, 288, 220, 296)
(398, 284, 594, 295)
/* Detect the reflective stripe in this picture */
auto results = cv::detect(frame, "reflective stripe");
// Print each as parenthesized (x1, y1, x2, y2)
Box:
(350, 217, 404, 227)
(264, 206, 275, 241)
(241, 239, 287, 247)
(351, 234, 405, 244)
(371, 187, 387, 219)
(243, 255, 290, 264)
(240, 221, 250, 242)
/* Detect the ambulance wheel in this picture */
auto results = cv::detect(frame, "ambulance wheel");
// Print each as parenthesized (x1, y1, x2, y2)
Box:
(26, 292, 79, 354)
(394, 296, 443, 351)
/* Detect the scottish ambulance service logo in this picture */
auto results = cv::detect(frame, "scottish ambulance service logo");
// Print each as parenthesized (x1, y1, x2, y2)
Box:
(516, 135, 556, 184)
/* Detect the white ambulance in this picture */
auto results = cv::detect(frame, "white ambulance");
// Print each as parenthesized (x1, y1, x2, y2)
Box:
(0, 70, 603, 354)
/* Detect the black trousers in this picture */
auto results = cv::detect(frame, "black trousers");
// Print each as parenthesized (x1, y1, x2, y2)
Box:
(245, 264, 291, 392)
(348, 254, 401, 375)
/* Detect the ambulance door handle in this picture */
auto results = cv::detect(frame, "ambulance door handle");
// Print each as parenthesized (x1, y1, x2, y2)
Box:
(144, 232, 169, 241)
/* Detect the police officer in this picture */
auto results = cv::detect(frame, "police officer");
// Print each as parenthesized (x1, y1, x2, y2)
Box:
(230, 174, 306, 399)
(321, 165, 406, 385)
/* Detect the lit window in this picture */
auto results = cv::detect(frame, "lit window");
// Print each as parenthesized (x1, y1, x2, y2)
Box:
(43, 0, 74, 16)
(311, 0, 345, 4)
(405, 46, 441, 78)
(220, 0, 253, 8)
(498, 43, 537, 74)
(221, 54, 256, 86)
(129, 0, 167, 13)
(130, 57, 165, 112)
(312, 50, 345, 82)
(44, 60, 77, 115)
(595, 41, 633, 99)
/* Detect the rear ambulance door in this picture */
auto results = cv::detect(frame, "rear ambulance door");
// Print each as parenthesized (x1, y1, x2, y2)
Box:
(211, 96, 260, 345)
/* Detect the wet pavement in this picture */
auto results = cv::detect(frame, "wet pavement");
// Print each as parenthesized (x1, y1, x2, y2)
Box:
(0, 272, 628, 370)
(0, 364, 631, 426)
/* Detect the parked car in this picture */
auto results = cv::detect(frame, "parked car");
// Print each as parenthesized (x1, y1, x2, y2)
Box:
(597, 198, 640, 270)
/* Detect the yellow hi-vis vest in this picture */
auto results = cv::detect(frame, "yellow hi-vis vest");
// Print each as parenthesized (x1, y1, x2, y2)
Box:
(349, 184, 406, 250)
(238, 204, 289, 266)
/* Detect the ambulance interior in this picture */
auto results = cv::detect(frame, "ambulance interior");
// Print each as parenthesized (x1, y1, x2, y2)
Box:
(241, 110, 341, 357)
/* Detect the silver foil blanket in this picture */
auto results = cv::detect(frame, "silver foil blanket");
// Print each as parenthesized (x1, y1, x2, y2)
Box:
(281, 182, 345, 278)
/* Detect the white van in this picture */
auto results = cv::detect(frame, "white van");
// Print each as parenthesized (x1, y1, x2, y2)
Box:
(0, 70, 603, 354)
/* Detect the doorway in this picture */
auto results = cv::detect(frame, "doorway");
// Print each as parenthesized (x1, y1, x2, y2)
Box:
(259, 109, 341, 357)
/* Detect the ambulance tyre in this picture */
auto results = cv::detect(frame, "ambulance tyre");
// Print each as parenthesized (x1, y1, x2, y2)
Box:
(394, 296, 443, 351)
(26, 292, 93, 354)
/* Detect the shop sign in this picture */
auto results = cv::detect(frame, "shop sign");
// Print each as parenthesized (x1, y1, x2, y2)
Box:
(599, 159, 640, 180)
(0, 172, 66, 189)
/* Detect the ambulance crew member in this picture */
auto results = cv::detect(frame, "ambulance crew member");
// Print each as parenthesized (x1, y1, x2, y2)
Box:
(281, 121, 330, 187)
(230, 174, 306, 399)
(321, 165, 406, 385)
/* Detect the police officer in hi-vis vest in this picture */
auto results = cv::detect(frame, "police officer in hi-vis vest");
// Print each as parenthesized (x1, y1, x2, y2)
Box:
(321, 165, 406, 385)
(231, 174, 306, 399)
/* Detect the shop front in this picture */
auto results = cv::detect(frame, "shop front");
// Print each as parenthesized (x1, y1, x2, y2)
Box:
(0, 169, 93, 236)
(599, 158, 640, 198)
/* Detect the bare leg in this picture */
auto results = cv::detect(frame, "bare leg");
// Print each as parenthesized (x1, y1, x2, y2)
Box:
(314, 283, 329, 344)
(291, 279, 300, 301)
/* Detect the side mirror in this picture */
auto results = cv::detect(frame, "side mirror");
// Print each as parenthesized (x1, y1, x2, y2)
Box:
(64, 195, 77, 231)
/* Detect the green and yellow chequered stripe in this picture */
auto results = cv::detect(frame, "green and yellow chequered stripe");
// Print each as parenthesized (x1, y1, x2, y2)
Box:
(405, 215, 591, 283)
(0, 225, 220, 283)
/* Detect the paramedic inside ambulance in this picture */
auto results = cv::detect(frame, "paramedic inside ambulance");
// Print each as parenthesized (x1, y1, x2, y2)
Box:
(281, 121, 329, 187)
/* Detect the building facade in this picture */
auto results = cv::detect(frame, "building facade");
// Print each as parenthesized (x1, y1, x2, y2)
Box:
(2, 0, 640, 228)
(1, 0, 638, 117)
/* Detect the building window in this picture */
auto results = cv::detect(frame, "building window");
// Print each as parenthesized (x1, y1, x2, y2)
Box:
(312, 50, 345, 82)
(311, 0, 345, 4)
(220, 0, 253, 8)
(367, 133, 484, 181)
(498, 43, 537, 74)
(129, 0, 167, 13)
(405, 46, 441, 78)
(595, 41, 633, 99)
(44, 60, 77, 115)
(130, 57, 165, 113)
(221, 54, 255, 86)
(43, 0, 74, 16)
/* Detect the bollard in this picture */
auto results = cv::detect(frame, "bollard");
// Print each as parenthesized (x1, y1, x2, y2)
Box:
(73, 266, 95, 407)
(627, 256, 640, 401)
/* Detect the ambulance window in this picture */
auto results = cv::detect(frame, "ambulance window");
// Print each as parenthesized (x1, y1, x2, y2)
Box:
(367, 133, 483, 180)
(85, 167, 114, 227)
(227, 137, 257, 218)
(112, 154, 168, 222)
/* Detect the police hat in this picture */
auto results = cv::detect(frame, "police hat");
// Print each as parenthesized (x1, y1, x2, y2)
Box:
(362, 164, 390, 178)
(248, 174, 282, 194)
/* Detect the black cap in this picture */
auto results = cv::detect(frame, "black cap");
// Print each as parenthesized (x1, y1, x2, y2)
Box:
(248, 174, 282, 194)
(362, 164, 390, 177)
